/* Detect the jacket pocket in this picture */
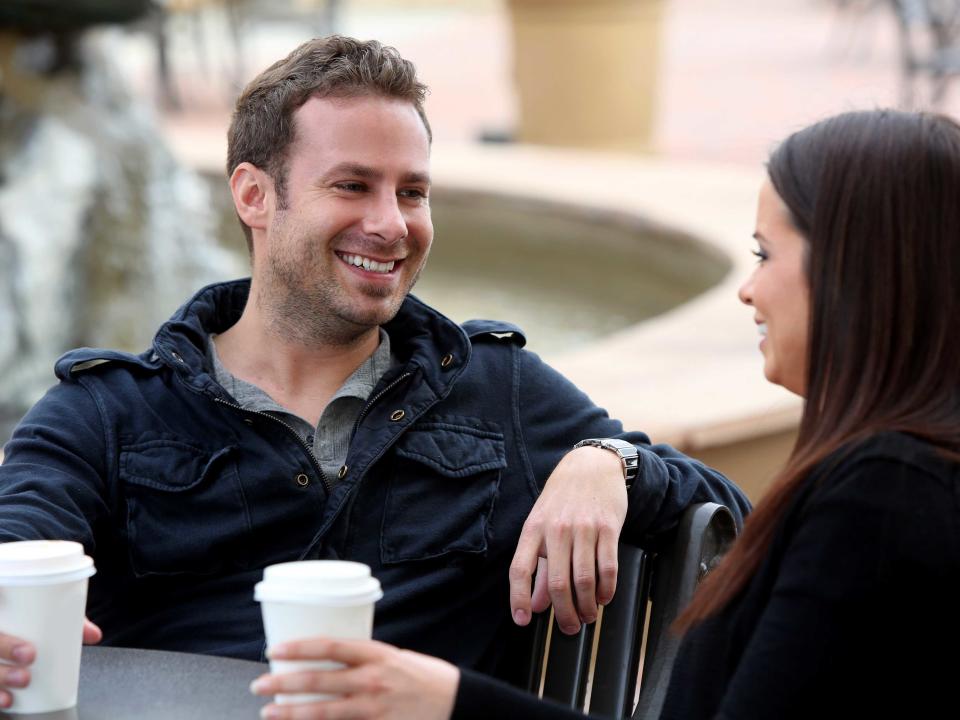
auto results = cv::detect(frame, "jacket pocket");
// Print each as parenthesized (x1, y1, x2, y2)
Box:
(381, 417, 506, 564)
(120, 437, 251, 577)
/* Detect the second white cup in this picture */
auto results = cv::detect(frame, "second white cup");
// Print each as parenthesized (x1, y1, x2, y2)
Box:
(0, 540, 96, 715)
(254, 560, 383, 705)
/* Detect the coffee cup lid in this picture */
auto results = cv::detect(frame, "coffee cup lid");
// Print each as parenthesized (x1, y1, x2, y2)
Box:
(254, 560, 383, 606)
(0, 541, 96, 586)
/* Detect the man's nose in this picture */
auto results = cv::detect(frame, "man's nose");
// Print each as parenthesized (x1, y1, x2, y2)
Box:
(364, 192, 408, 244)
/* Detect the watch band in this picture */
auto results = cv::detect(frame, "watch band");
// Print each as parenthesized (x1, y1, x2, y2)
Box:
(573, 438, 640, 488)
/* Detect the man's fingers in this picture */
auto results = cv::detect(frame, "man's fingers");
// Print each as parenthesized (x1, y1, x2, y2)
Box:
(545, 522, 579, 635)
(596, 525, 619, 606)
(571, 524, 599, 624)
(0, 663, 30, 690)
(0, 633, 33, 666)
(82, 619, 103, 645)
(530, 557, 551, 613)
(509, 522, 545, 626)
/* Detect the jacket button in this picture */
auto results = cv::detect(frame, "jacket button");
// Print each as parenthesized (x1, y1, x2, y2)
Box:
(440, 353, 454, 368)
(295, 473, 310, 487)
(338, 465, 348, 479)
(390, 410, 405, 422)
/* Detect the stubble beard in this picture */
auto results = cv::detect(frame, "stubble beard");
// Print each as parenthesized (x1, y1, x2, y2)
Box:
(259, 233, 425, 349)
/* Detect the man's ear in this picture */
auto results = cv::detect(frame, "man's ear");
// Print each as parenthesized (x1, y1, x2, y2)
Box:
(229, 162, 273, 233)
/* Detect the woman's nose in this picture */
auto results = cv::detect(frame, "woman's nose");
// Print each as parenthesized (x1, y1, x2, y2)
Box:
(738, 275, 754, 306)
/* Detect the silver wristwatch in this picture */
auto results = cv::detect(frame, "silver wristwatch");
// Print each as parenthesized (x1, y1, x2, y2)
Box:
(572, 438, 640, 488)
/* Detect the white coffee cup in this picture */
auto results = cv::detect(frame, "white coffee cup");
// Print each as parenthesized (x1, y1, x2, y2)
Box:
(0, 540, 96, 714)
(254, 560, 383, 705)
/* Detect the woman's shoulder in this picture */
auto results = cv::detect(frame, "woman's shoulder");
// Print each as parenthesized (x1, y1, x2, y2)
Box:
(796, 432, 959, 561)
(843, 429, 953, 462)
(770, 432, 959, 557)
(751, 432, 959, 615)
(810, 430, 958, 496)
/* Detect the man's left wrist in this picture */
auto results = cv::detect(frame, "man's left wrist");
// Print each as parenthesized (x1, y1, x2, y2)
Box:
(572, 438, 640, 489)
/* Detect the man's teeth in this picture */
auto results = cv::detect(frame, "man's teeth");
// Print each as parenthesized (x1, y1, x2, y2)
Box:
(339, 254, 395, 274)
(758, 323, 767, 336)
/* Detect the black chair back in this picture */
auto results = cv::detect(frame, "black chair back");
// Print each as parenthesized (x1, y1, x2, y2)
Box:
(523, 502, 738, 719)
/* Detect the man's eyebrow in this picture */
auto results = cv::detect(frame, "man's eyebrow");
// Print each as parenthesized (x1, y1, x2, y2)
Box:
(402, 171, 431, 185)
(323, 163, 381, 180)
(320, 164, 430, 185)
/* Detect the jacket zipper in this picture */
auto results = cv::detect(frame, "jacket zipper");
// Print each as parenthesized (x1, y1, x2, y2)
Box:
(215, 369, 415, 494)
(351, 371, 415, 437)
(214, 397, 332, 494)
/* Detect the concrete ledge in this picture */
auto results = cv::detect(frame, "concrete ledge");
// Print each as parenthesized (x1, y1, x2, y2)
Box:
(430, 143, 801, 452)
(2, 143, 800, 494)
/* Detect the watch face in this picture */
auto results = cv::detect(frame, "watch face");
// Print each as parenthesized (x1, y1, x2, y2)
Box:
(573, 439, 639, 482)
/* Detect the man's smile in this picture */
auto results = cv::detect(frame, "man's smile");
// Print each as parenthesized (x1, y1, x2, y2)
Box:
(335, 252, 401, 275)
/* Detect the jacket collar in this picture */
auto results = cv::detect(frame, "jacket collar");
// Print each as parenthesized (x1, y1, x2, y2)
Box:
(150, 279, 472, 399)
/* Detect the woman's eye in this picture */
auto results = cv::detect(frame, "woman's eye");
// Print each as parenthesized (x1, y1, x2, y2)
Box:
(751, 248, 768, 263)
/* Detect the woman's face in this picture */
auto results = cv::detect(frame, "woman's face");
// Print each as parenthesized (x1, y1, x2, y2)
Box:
(738, 179, 810, 397)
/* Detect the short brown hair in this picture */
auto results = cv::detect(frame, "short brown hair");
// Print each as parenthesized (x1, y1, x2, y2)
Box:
(226, 36, 431, 251)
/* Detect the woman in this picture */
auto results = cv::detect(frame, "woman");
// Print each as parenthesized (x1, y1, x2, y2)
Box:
(251, 110, 960, 719)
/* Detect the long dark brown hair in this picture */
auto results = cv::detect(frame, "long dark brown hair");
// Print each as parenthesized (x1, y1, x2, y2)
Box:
(677, 110, 960, 630)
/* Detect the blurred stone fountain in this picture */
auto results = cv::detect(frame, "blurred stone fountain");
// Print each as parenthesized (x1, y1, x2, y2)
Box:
(0, 1, 243, 438)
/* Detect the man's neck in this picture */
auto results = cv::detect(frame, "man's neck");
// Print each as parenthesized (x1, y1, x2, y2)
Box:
(213, 307, 382, 427)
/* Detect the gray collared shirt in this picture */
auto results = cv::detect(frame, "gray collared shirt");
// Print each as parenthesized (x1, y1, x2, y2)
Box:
(206, 330, 393, 484)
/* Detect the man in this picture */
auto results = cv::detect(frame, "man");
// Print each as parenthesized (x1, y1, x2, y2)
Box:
(0, 37, 749, 707)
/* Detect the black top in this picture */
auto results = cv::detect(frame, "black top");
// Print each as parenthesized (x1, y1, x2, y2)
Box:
(452, 432, 960, 719)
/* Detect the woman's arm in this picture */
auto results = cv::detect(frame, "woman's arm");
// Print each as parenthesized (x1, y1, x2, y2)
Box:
(250, 637, 592, 720)
(250, 637, 459, 720)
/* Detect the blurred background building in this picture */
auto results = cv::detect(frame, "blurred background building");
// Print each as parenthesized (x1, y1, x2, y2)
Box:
(3, 0, 957, 499)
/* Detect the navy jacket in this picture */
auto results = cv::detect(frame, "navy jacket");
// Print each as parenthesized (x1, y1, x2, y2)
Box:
(0, 280, 748, 676)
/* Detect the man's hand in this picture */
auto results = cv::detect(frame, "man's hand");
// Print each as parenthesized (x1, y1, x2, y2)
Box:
(0, 619, 102, 709)
(509, 446, 629, 635)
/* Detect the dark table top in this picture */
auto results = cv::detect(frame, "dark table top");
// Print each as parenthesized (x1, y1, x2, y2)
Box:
(0, 646, 269, 719)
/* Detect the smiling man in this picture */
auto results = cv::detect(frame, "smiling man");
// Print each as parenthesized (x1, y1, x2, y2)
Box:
(215, 92, 433, 427)
(0, 37, 749, 709)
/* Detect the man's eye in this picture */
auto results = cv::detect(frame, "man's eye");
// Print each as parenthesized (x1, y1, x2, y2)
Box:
(399, 189, 428, 200)
(336, 182, 365, 192)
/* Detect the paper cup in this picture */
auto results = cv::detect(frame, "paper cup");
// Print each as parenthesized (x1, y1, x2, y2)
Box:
(254, 561, 382, 705)
(0, 541, 95, 714)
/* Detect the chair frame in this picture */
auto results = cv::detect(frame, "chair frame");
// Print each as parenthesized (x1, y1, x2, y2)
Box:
(523, 502, 738, 719)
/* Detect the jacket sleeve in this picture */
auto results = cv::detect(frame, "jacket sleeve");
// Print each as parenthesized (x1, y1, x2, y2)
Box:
(516, 350, 750, 545)
(452, 668, 588, 720)
(0, 380, 110, 552)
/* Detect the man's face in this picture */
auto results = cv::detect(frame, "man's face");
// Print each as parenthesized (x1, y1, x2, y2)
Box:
(258, 94, 433, 343)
